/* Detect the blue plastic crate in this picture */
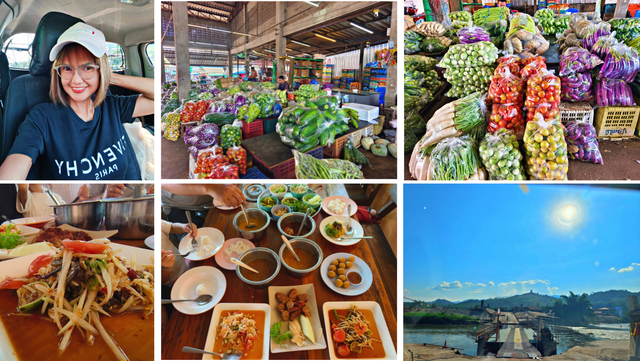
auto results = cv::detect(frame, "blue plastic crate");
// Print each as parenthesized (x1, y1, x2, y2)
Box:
(241, 167, 269, 179)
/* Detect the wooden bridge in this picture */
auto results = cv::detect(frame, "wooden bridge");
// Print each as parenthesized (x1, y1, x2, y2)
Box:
(495, 327, 542, 358)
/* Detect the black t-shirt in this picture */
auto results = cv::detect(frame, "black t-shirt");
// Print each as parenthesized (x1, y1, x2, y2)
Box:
(0, 185, 22, 219)
(278, 81, 290, 91)
(9, 94, 140, 180)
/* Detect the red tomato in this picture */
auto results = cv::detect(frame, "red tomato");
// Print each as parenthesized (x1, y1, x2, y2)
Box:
(336, 343, 350, 357)
(333, 329, 346, 343)
(62, 240, 110, 254)
(0, 278, 27, 289)
(28, 255, 53, 277)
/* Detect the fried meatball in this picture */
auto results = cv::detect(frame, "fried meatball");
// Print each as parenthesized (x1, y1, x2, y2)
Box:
(337, 268, 345, 275)
(339, 263, 346, 269)
(343, 281, 351, 288)
(345, 261, 353, 269)
(338, 275, 346, 281)
(338, 257, 346, 263)
(335, 279, 344, 287)
(331, 260, 339, 266)
(348, 256, 355, 262)
(328, 271, 336, 278)
(329, 265, 337, 271)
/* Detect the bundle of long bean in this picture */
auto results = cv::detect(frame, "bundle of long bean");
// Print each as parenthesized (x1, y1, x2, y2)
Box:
(421, 92, 487, 147)
(294, 150, 363, 179)
(428, 136, 482, 181)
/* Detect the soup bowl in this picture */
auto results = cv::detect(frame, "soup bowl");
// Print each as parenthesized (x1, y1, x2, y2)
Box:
(277, 212, 316, 239)
(236, 247, 281, 288)
(278, 238, 323, 278)
(233, 208, 270, 241)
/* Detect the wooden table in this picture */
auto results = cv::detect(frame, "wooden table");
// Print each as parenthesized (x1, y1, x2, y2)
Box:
(162, 185, 397, 360)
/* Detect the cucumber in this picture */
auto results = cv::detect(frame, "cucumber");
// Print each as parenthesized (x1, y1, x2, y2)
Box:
(292, 124, 303, 137)
(300, 123, 318, 138)
(293, 107, 305, 117)
(295, 138, 319, 152)
(315, 111, 325, 127)
(298, 109, 319, 125)
(335, 123, 350, 134)
(327, 128, 337, 145)
(323, 111, 337, 122)
(319, 130, 329, 146)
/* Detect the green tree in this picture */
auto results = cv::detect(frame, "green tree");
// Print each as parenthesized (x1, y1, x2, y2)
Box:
(552, 291, 594, 325)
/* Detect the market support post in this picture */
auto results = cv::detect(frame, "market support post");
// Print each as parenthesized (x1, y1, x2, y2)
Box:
(173, 1, 190, 101)
(631, 296, 640, 361)
(385, 0, 398, 107)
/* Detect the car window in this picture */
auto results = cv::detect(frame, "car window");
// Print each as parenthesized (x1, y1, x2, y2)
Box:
(145, 43, 154, 66)
(106, 42, 126, 71)
(3, 33, 34, 69)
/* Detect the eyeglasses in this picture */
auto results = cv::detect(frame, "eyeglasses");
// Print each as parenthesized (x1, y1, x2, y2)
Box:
(54, 64, 100, 80)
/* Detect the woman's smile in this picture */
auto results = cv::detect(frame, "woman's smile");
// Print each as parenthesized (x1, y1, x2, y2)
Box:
(60, 46, 100, 105)
(71, 86, 87, 93)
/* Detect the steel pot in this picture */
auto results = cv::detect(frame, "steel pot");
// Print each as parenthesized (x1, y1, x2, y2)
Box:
(52, 201, 105, 231)
(103, 196, 154, 239)
(232, 208, 270, 241)
(236, 247, 280, 288)
(278, 238, 323, 278)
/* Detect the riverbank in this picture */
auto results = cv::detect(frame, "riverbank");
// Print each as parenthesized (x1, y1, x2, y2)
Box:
(404, 312, 481, 325)
(404, 339, 629, 361)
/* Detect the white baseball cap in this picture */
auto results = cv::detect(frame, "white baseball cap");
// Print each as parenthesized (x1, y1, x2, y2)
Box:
(49, 23, 107, 61)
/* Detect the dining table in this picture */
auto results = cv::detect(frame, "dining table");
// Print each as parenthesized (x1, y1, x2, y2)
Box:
(161, 184, 398, 360)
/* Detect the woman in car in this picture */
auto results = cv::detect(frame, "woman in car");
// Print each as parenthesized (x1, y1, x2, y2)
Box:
(0, 23, 153, 180)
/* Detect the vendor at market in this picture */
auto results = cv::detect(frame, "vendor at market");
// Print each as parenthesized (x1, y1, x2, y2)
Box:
(248, 67, 259, 82)
(277, 75, 290, 91)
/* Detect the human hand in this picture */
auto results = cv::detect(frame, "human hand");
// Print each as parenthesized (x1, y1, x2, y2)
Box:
(161, 250, 175, 269)
(76, 184, 90, 202)
(171, 222, 198, 239)
(208, 185, 245, 207)
(106, 184, 126, 198)
(147, 185, 155, 195)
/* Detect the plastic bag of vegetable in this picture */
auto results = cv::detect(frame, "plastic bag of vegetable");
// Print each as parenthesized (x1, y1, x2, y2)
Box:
(443, 65, 494, 88)
(479, 128, 525, 180)
(599, 43, 640, 82)
(488, 66, 525, 105)
(344, 136, 370, 165)
(525, 69, 561, 111)
(561, 72, 593, 102)
(427, 135, 482, 181)
(596, 78, 634, 106)
(422, 92, 487, 146)
(449, 11, 472, 22)
(405, 55, 439, 72)
(420, 37, 449, 55)
(472, 7, 509, 27)
(525, 101, 560, 123)
(221, 120, 242, 151)
(591, 32, 619, 59)
(523, 113, 569, 181)
(520, 56, 547, 80)
(163, 113, 181, 141)
(412, 21, 446, 37)
(458, 24, 491, 44)
(565, 118, 603, 164)
(559, 46, 603, 76)
(582, 22, 612, 51)
(294, 150, 363, 179)
(405, 31, 423, 54)
(488, 103, 524, 133)
(438, 41, 499, 68)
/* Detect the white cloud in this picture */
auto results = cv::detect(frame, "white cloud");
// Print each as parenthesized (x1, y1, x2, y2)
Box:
(550, 287, 558, 291)
(477, 283, 487, 287)
(439, 281, 451, 288)
(497, 279, 557, 295)
(595, 261, 599, 266)
(609, 267, 616, 271)
(452, 281, 463, 288)
(428, 280, 465, 291)
(464, 282, 473, 287)
(633, 263, 639, 266)
(404, 288, 410, 295)
(618, 266, 634, 273)
(488, 281, 495, 287)
(468, 289, 484, 294)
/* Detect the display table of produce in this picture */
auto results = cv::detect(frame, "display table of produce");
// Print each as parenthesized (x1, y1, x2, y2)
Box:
(161, 184, 397, 360)
(331, 90, 381, 106)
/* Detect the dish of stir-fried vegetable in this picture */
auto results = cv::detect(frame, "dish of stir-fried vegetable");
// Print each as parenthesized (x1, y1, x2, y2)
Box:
(0, 239, 154, 360)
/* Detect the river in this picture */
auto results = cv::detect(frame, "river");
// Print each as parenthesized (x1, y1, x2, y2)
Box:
(404, 323, 629, 357)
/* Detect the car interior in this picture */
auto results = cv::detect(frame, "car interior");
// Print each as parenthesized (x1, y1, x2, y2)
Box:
(0, 0, 154, 179)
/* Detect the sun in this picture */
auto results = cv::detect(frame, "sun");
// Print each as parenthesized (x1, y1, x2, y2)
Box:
(557, 204, 579, 227)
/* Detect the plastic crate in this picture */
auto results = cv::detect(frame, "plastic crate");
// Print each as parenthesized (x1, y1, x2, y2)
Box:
(240, 167, 269, 179)
(263, 118, 278, 135)
(323, 124, 374, 158)
(241, 119, 264, 140)
(559, 102, 593, 125)
(594, 106, 640, 139)
(253, 146, 323, 179)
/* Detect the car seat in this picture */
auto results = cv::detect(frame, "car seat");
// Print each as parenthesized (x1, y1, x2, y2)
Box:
(0, 52, 11, 110)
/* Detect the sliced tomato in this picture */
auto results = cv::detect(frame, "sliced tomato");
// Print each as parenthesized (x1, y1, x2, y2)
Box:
(333, 328, 346, 343)
(354, 322, 368, 335)
(0, 278, 27, 290)
(62, 241, 109, 254)
(28, 255, 53, 277)
(336, 343, 350, 357)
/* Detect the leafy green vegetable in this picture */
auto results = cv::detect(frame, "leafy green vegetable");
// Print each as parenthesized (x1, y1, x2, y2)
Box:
(270, 321, 293, 344)
(0, 224, 25, 249)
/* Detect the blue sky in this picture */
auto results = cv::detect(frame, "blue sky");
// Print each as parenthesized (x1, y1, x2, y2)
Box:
(404, 185, 640, 302)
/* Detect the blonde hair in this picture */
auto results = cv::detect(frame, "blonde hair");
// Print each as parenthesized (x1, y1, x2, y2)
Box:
(50, 43, 111, 108)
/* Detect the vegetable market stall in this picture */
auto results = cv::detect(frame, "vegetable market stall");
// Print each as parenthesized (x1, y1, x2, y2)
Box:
(161, 184, 397, 360)
(331, 90, 381, 107)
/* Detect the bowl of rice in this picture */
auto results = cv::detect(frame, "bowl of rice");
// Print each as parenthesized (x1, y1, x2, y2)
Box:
(290, 184, 309, 199)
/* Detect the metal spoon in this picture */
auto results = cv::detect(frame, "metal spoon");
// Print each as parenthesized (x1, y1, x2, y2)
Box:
(1, 215, 15, 225)
(185, 211, 198, 252)
(44, 189, 61, 206)
(345, 205, 354, 236)
(161, 294, 213, 305)
(231, 257, 259, 273)
(182, 346, 242, 360)
(281, 235, 300, 262)
(338, 236, 373, 241)
(240, 203, 255, 229)
(296, 208, 311, 236)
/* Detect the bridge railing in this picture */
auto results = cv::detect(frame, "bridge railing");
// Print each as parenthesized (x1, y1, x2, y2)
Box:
(476, 325, 496, 341)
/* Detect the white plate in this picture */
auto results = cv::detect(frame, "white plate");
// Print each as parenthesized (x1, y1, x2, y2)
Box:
(214, 238, 256, 270)
(0, 223, 41, 244)
(56, 224, 119, 240)
(0, 243, 153, 361)
(322, 301, 396, 360)
(268, 284, 327, 353)
(171, 266, 227, 315)
(203, 303, 270, 360)
(319, 216, 365, 246)
(214, 198, 240, 210)
(321, 196, 357, 217)
(144, 235, 155, 250)
(320, 253, 372, 296)
(10, 216, 54, 228)
(178, 227, 225, 261)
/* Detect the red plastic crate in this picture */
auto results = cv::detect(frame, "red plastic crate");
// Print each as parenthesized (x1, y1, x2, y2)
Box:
(241, 119, 264, 140)
(253, 146, 323, 179)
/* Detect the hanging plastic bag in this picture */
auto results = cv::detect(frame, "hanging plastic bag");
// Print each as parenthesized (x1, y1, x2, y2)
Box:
(565, 115, 604, 164)
(221, 120, 243, 151)
(523, 113, 569, 181)
(226, 146, 247, 175)
(479, 128, 525, 180)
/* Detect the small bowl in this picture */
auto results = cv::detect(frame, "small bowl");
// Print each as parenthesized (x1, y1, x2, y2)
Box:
(258, 195, 279, 213)
(271, 205, 291, 221)
(269, 184, 287, 200)
(232, 208, 270, 241)
(236, 247, 281, 288)
(290, 184, 309, 199)
(281, 197, 298, 209)
(346, 271, 363, 287)
(277, 212, 316, 239)
(302, 193, 321, 209)
(278, 238, 323, 278)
